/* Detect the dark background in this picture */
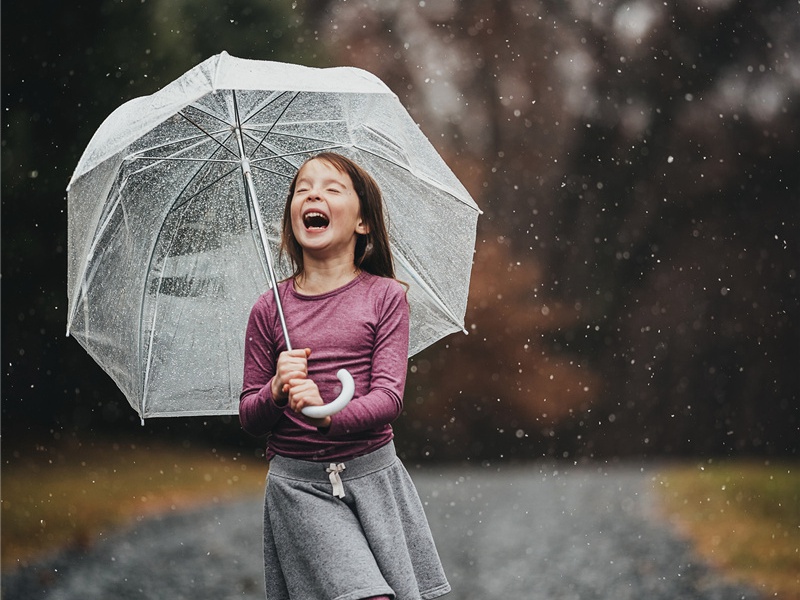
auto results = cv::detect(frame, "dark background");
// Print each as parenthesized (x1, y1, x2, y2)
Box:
(3, 0, 798, 463)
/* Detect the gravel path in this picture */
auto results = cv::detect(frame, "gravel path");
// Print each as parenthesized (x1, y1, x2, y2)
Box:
(2, 463, 760, 599)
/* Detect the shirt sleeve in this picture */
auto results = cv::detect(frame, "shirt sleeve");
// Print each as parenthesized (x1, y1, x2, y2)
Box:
(325, 280, 409, 436)
(239, 294, 287, 437)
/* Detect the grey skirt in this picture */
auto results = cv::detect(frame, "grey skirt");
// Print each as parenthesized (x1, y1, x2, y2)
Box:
(263, 441, 450, 600)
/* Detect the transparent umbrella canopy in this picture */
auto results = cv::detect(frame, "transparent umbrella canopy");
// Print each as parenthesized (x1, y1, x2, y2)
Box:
(67, 51, 481, 421)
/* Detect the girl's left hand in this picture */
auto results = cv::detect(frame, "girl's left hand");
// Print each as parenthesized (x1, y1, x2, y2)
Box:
(287, 377, 332, 429)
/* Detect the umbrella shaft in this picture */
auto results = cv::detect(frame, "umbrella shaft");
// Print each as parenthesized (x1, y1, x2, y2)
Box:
(235, 127, 293, 351)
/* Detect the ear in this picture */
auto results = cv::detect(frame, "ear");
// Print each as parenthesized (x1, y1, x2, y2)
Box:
(355, 219, 369, 235)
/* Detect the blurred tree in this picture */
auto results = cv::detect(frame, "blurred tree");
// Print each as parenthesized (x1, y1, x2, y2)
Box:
(1, 0, 313, 441)
(532, 0, 800, 457)
(3, 0, 797, 461)
(305, 0, 799, 459)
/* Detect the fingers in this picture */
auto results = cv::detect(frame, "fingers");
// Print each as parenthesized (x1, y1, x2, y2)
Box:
(287, 379, 331, 428)
(287, 378, 322, 412)
(284, 373, 331, 428)
(282, 349, 311, 376)
(273, 348, 312, 400)
(283, 348, 309, 367)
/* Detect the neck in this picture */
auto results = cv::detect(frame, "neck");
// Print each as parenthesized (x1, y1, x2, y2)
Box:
(295, 259, 361, 295)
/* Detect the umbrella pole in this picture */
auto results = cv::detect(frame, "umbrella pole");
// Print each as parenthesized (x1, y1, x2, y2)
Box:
(239, 153, 357, 418)
(233, 124, 355, 419)
(235, 132, 293, 351)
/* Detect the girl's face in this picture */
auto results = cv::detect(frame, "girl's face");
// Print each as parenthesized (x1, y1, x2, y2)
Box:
(289, 158, 369, 262)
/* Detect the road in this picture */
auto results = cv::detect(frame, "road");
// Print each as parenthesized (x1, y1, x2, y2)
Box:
(2, 463, 759, 599)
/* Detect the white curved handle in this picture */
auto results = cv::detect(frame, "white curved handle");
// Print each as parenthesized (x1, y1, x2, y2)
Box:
(301, 368, 355, 419)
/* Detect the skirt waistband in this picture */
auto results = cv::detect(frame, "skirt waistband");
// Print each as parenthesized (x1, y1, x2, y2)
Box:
(268, 441, 397, 483)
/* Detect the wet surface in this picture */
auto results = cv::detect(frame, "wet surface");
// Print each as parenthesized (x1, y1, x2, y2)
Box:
(2, 463, 759, 599)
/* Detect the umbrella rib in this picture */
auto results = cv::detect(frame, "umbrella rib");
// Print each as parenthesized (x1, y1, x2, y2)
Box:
(136, 146, 240, 409)
(237, 89, 348, 170)
(242, 127, 346, 157)
(129, 129, 230, 158)
(154, 140, 253, 219)
(243, 120, 348, 142)
(171, 166, 239, 212)
(133, 156, 239, 164)
(246, 117, 348, 129)
(177, 110, 240, 160)
(129, 137, 241, 213)
(140, 285, 161, 421)
(139, 201, 193, 421)
(246, 91, 300, 160)
(182, 101, 234, 130)
(67, 181, 130, 336)
(353, 142, 482, 214)
(240, 129, 310, 172)
(125, 130, 238, 174)
(239, 90, 295, 130)
(247, 144, 345, 167)
(392, 251, 468, 335)
(248, 163, 296, 180)
(242, 117, 350, 166)
(228, 90, 312, 174)
(68, 162, 141, 334)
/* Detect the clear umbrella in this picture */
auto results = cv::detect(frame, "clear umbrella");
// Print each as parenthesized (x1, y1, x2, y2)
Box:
(67, 52, 481, 421)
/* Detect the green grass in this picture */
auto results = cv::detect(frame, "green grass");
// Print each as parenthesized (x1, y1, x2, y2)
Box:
(1, 438, 268, 572)
(655, 460, 800, 600)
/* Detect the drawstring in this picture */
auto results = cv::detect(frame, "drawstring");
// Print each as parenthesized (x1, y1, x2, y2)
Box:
(326, 463, 346, 498)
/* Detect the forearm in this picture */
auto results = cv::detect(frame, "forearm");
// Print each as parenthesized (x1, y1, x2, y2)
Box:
(325, 386, 403, 436)
(240, 296, 287, 437)
(239, 379, 286, 437)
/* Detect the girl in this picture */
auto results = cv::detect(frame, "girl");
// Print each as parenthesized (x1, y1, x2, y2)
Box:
(240, 152, 450, 600)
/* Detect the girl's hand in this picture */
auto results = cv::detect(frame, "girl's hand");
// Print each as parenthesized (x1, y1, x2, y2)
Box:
(287, 377, 332, 429)
(271, 348, 311, 403)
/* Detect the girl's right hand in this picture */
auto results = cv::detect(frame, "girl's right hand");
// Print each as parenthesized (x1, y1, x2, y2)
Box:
(271, 348, 312, 403)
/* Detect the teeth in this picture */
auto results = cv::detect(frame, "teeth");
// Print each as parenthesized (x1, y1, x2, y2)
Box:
(303, 211, 330, 228)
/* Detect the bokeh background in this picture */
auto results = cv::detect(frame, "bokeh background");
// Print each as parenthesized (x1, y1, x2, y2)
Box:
(3, 0, 798, 464)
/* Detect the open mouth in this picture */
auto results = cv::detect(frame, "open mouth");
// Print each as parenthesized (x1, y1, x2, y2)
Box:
(303, 211, 330, 230)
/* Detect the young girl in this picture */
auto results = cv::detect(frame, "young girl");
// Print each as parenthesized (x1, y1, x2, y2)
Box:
(239, 152, 450, 600)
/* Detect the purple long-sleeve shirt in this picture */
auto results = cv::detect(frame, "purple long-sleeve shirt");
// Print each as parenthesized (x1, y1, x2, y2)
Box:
(239, 272, 410, 462)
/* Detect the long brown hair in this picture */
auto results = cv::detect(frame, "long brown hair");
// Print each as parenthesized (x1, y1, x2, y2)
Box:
(280, 152, 395, 279)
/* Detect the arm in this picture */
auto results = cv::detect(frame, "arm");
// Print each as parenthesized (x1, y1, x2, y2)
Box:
(239, 295, 288, 437)
(325, 282, 409, 436)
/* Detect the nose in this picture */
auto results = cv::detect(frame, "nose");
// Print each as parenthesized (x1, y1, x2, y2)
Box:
(300, 184, 322, 200)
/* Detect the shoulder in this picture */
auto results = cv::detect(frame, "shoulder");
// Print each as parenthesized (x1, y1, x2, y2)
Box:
(251, 280, 291, 315)
(252, 290, 272, 312)
(360, 273, 407, 302)
(358, 274, 409, 325)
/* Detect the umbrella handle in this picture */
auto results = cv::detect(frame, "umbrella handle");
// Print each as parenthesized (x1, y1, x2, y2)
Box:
(301, 369, 355, 419)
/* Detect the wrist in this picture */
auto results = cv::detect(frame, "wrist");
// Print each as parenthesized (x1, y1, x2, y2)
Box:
(270, 377, 287, 406)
